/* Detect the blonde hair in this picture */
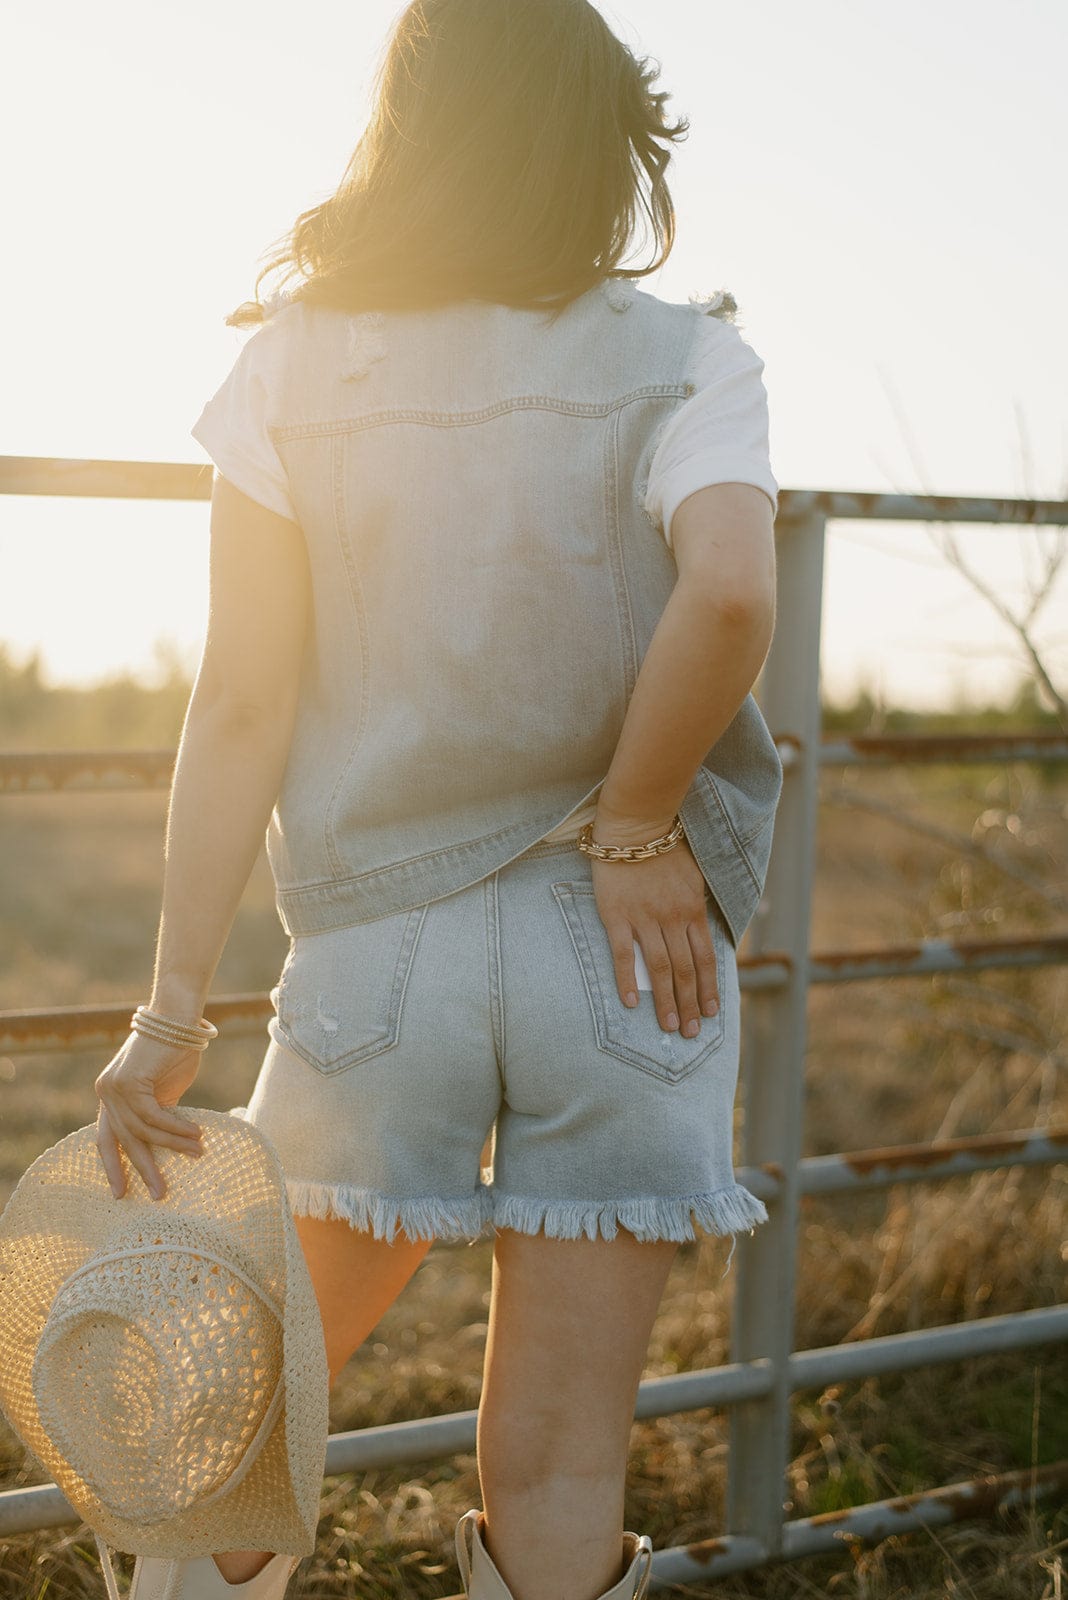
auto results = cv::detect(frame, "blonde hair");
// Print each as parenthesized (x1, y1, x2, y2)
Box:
(226, 0, 690, 328)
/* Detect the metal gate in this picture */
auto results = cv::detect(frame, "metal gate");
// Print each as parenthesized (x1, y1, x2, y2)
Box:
(1, 459, 1066, 1582)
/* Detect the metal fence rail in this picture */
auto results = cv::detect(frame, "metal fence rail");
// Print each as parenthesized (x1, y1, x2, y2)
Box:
(1, 457, 1067, 1584)
(5, 730, 1068, 794)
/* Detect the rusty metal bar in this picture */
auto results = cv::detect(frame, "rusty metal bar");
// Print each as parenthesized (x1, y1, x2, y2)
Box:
(807, 932, 1068, 982)
(5, 732, 1068, 795)
(0, 457, 212, 502)
(739, 933, 1068, 994)
(726, 508, 827, 1553)
(6, 1459, 1059, 1584)
(786, 1304, 1068, 1390)
(0, 1484, 77, 1538)
(821, 731, 1068, 765)
(740, 1122, 1068, 1205)
(774, 488, 1068, 525)
(1, 983, 1061, 1206)
(765, 933, 1068, 989)
(5, 929, 1064, 1056)
(3, 1304, 1065, 1537)
(651, 1461, 1068, 1584)
(3, 460, 1067, 526)
(0, 996, 272, 1055)
(3, 1307, 1064, 1538)
(785, 1123, 1068, 1197)
(0, 751, 177, 793)
(4, 935, 1065, 1057)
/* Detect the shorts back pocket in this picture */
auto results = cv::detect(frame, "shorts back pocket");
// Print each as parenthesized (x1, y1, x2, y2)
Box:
(269, 904, 427, 1074)
(551, 882, 727, 1084)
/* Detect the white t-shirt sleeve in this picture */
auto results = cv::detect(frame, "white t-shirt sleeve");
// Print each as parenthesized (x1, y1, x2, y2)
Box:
(190, 310, 299, 524)
(644, 315, 779, 547)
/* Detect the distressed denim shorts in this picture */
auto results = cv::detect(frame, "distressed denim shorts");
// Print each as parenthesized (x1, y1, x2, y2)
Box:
(236, 836, 769, 1261)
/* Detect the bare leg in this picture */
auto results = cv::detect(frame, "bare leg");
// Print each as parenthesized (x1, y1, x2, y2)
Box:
(477, 1226, 679, 1600)
(212, 1214, 432, 1585)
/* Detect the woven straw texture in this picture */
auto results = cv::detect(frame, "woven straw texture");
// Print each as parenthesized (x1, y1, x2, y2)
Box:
(0, 1107, 328, 1558)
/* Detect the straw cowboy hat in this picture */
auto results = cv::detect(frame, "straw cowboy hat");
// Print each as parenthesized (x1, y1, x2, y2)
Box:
(0, 1106, 328, 1578)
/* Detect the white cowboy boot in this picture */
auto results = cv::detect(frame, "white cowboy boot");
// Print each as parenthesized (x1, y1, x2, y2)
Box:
(95, 1531, 300, 1600)
(454, 1508, 653, 1600)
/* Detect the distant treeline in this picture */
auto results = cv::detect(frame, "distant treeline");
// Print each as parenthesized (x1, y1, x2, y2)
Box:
(0, 639, 1061, 751)
(0, 642, 194, 750)
(820, 678, 1061, 734)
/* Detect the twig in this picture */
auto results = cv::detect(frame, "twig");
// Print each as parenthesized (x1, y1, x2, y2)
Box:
(822, 783, 1068, 914)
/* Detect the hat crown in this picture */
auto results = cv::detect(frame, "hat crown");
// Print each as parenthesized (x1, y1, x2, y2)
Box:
(0, 1108, 329, 1559)
(32, 1219, 285, 1523)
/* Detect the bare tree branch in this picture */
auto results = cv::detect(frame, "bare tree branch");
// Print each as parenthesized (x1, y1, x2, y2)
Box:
(873, 367, 1068, 728)
(821, 782, 1068, 916)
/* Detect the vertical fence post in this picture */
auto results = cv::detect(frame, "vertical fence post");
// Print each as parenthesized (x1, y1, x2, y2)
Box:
(726, 508, 827, 1553)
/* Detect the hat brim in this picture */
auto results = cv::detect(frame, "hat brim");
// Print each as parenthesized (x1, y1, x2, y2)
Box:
(0, 1108, 328, 1558)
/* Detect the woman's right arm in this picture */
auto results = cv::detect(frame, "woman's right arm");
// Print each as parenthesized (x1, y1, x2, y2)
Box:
(590, 480, 777, 1039)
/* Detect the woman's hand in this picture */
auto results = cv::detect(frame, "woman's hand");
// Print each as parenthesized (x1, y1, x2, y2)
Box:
(94, 1034, 205, 1201)
(589, 818, 719, 1038)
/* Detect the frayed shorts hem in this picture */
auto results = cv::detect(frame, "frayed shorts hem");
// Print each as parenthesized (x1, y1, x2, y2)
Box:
(285, 1176, 769, 1253)
(490, 1183, 769, 1245)
(285, 1176, 494, 1244)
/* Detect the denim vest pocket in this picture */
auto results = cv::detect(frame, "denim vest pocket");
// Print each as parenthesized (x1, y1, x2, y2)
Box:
(550, 882, 727, 1083)
(268, 904, 427, 1073)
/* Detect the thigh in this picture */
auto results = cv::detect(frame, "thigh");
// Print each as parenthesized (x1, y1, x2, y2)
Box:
(293, 1213, 432, 1384)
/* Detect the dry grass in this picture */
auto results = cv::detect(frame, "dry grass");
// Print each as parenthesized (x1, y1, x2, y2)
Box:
(0, 756, 1065, 1598)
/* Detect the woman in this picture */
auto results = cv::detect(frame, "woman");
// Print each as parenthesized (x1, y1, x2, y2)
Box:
(92, 1, 782, 1596)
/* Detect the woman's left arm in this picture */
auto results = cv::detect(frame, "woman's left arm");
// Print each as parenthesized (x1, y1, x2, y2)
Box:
(94, 474, 310, 1201)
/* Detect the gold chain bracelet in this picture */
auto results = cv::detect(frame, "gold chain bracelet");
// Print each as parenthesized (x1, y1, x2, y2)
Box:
(576, 815, 684, 862)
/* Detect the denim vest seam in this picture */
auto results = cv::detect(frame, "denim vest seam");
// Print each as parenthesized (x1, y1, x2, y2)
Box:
(267, 385, 693, 444)
(633, 318, 707, 529)
(322, 431, 372, 877)
(734, 811, 777, 850)
(279, 813, 562, 896)
(605, 404, 640, 696)
(698, 767, 762, 893)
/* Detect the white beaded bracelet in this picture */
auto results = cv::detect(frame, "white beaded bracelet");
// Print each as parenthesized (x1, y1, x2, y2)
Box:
(130, 1005, 218, 1052)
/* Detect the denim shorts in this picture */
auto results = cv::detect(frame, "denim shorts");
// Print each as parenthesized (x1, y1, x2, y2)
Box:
(235, 836, 769, 1263)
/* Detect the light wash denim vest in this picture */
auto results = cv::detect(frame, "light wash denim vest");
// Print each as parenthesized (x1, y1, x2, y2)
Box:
(263, 276, 783, 949)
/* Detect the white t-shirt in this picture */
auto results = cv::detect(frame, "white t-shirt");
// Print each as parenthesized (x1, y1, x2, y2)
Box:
(191, 300, 779, 846)
(643, 312, 778, 544)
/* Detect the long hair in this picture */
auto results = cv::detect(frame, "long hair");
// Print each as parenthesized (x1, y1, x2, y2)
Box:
(226, 0, 690, 328)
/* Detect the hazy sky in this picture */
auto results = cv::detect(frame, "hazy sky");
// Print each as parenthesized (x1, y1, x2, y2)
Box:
(2, 0, 1065, 710)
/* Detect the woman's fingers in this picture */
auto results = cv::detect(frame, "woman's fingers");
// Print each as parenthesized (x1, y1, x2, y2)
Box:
(126, 1091, 203, 1149)
(96, 1086, 202, 1154)
(634, 926, 680, 1033)
(94, 1044, 205, 1200)
(591, 840, 718, 1034)
(688, 912, 720, 1019)
(603, 916, 714, 1034)
(605, 923, 640, 1008)
(101, 1103, 203, 1198)
(659, 922, 702, 1036)
(95, 1107, 127, 1198)
(101, 1104, 174, 1199)
(96, 1104, 164, 1198)
(123, 1129, 167, 1199)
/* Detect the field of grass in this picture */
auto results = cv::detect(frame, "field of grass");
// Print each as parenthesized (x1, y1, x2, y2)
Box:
(1, 729, 1065, 1598)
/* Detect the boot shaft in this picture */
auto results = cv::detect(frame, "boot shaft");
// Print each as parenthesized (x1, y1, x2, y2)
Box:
(454, 1508, 653, 1600)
